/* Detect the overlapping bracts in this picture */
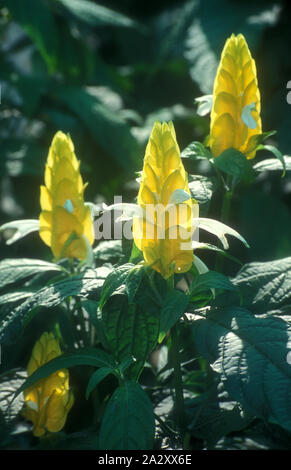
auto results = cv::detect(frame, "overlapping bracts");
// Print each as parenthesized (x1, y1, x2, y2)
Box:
(133, 121, 198, 279)
(39, 131, 94, 260)
(210, 34, 262, 159)
(22, 332, 74, 437)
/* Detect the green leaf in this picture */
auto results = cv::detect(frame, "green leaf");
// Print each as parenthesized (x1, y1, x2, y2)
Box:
(192, 307, 291, 433)
(102, 295, 159, 379)
(194, 217, 250, 250)
(160, 290, 189, 338)
(129, 241, 143, 264)
(213, 148, 255, 185)
(99, 264, 133, 310)
(0, 291, 33, 309)
(54, 86, 140, 170)
(0, 268, 110, 344)
(232, 257, 291, 313)
(6, 0, 58, 73)
(125, 265, 145, 304)
(0, 369, 26, 430)
(257, 144, 286, 177)
(16, 348, 115, 397)
(254, 156, 291, 173)
(181, 141, 212, 161)
(187, 383, 253, 445)
(190, 271, 237, 296)
(99, 380, 155, 450)
(94, 240, 123, 263)
(188, 175, 217, 206)
(0, 258, 62, 290)
(245, 130, 277, 155)
(86, 367, 114, 400)
(56, 0, 140, 29)
(0, 219, 39, 245)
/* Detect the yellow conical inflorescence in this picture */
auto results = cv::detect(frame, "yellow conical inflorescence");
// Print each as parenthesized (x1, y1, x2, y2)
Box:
(22, 332, 74, 437)
(133, 121, 198, 279)
(210, 33, 262, 159)
(39, 131, 94, 260)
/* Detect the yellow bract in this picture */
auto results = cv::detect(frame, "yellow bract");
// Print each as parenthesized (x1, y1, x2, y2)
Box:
(39, 131, 94, 260)
(133, 121, 197, 279)
(209, 33, 262, 159)
(22, 332, 74, 437)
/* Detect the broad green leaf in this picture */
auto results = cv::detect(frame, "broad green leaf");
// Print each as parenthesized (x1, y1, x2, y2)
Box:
(99, 264, 134, 310)
(213, 148, 255, 184)
(188, 176, 217, 206)
(192, 307, 291, 433)
(0, 220, 39, 245)
(94, 240, 123, 263)
(160, 289, 189, 338)
(125, 265, 145, 304)
(190, 271, 237, 296)
(0, 268, 110, 344)
(0, 369, 26, 428)
(187, 384, 253, 445)
(56, 0, 140, 29)
(254, 156, 291, 173)
(54, 86, 140, 170)
(181, 141, 212, 161)
(99, 380, 155, 450)
(0, 258, 62, 289)
(232, 257, 291, 313)
(129, 241, 143, 264)
(16, 348, 115, 397)
(0, 291, 33, 308)
(102, 295, 159, 379)
(86, 367, 115, 400)
(6, 0, 58, 72)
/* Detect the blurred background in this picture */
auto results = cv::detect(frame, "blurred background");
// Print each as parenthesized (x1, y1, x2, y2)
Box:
(1, 0, 291, 270)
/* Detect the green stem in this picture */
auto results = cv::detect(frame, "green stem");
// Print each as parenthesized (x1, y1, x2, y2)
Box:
(171, 323, 185, 439)
(214, 184, 233, 272)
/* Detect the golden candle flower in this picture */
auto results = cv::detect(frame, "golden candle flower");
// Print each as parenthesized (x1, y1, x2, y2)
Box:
(209, 33, 262, 159)
(133, 121, 198, 279)
(39, 131, 94, 260)
(22, 332, 74, 437)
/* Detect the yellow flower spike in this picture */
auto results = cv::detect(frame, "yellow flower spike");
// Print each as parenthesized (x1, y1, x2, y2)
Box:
(39, 131, 94, 261)
(133, 121, 198, 279)
(210, 33, 262, 159)
(22, 332, 74, 437)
